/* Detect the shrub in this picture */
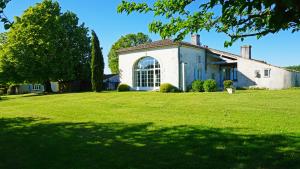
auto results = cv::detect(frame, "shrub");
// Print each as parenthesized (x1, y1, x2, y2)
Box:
(0, 88, 7, 95)
(248, 86, 268, 90)
(203, 79, 217, 92)
(191, 80, 204, 92)
(223, 80, 233, 89)
(59, 80, 92, 93)
(160, 83, 178, 93)
(117, 84, 130, 92)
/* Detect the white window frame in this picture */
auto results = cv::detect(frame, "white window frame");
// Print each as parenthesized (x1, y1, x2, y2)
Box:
(32, 84, 41, 91)
(264, 68, 271, 78)
(134, 57, 161, 88)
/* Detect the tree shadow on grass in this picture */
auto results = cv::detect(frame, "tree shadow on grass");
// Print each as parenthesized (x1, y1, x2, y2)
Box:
(0, 117, 299, 169)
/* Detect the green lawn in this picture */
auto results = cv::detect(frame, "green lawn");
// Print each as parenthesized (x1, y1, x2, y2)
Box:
(0, 90, 300, 169)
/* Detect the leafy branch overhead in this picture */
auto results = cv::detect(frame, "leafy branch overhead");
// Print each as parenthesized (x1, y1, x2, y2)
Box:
(0, 0, 12, 29)
(117, 0, 300, 47)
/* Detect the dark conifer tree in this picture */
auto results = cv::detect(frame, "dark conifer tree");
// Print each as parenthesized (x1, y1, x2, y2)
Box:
(91, 30, 104, 92)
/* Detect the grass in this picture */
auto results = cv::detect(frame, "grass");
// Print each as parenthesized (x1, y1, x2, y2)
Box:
(0, 90, 300, 169)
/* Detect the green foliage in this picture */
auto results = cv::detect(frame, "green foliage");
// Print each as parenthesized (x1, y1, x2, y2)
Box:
(223, 80, 233, 89)
(160, 83, 178, 93)
(108, 33, 151, 73)
(118, 0, 300, 46)
(0, 88, 6, 95)
(203, 79, 217, 92)
(191, 80, 204, 92)
(0, 0, 91, 87)
(286, 65, 300, 72)
(0, 0, 12, 29)
(0, 32, 7, 47)
(91, 30, 104, 92)
(248, 87, 268, 90)
(117, 84, 130, 92)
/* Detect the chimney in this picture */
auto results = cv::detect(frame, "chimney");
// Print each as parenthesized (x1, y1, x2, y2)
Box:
(191, 34, 200, 46)
(241, 45, 252, 59)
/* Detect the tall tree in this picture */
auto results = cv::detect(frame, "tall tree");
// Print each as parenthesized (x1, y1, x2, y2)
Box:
(91, 30, 104, 92)
(108, 33, 151, 73)
(0, 0, 90, 92)
(118, 0, 300, 46)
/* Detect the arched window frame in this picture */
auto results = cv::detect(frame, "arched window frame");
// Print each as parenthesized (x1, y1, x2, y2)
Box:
(134, 57, 161, 88)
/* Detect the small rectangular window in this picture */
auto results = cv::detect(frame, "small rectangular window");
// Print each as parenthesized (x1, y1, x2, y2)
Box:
(198, 69, 202, 80)
(264, 69, 271, 78)
(198, 56, 202, 63)
(255, 70, 261, 78)
(233, 67, 238, 81)
(33, 84, 41, 91)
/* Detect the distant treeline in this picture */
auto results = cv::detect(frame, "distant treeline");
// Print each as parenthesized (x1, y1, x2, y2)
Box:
(285, 65, 300, 72)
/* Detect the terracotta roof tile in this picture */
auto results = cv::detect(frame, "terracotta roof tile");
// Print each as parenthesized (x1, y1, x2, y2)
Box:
(116, 39, 296, 73)
(117, 39, 203, 53)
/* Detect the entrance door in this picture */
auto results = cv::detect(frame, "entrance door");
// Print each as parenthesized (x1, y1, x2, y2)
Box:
(220, 64, 237, 87)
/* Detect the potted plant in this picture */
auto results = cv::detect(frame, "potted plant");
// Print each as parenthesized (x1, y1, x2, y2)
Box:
(226, 85, 236, 94)
(223, 80, 235, 94)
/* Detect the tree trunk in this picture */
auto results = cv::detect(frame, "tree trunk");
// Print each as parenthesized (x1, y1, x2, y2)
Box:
(44, 80, 52, 93)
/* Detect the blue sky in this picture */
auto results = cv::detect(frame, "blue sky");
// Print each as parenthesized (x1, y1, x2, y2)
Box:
(2, 0, 300, 73)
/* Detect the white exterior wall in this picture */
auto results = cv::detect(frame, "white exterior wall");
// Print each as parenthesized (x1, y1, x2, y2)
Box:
(119, 47, 179, 90)
(16, 84, 45, 94)
(51, 82, 59, 92)
(179, 46, 206, 90)
(236, 58, 298, 89)
(17, 85, 31, 94)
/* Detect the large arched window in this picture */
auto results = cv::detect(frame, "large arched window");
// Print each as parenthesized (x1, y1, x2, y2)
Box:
(134, 57, 161, 88)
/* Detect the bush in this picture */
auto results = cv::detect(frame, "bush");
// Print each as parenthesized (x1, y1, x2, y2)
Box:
(0, 88, 7, 95)
(223, 80, 233, 89)
(117, 84, 130, 92)
(191, 80, 204, 92)
(160, 83, 178, 93)
(59, 80, 92, 93)
(203, 79, 217, 92)
(248, 86, 268, 90)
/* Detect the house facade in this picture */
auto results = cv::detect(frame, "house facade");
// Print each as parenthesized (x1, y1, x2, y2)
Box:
(118, 35, 300, 91)
(16, 82, 59, 94)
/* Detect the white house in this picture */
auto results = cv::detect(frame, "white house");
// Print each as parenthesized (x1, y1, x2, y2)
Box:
(15, 82, 59, 94)
(118, 34, 300, 91)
